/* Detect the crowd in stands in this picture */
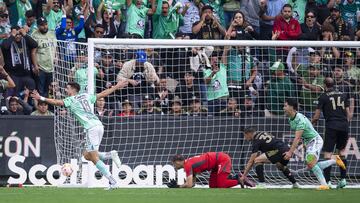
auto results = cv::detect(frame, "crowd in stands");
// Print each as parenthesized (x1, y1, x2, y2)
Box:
(0, 0, 359, 119)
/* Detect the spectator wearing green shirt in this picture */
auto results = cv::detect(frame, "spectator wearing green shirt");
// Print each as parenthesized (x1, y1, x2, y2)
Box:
(0, 11, 11, 44)
(43, 0, 73, 31)
(96, 1, 121, 38)
(298, 63, 325, 117)
(287, 0, 306, 23)
(203, 48, 229, 115)
(336, 0, 360, 35)
(344, 51, 360, 92)
(18, 10, 37, 35)
(152, 0, 188, 39)
(125, 0, 156, 38)
(265, 62, 296, 116)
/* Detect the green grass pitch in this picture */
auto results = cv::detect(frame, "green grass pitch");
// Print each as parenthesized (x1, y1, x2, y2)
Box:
(0, 188, 359, 203)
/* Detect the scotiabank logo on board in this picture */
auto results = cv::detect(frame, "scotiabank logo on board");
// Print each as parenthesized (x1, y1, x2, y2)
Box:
(7, 155, 186, 187)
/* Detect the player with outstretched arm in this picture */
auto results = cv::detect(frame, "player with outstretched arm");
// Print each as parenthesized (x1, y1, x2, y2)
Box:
(283, 98, 346, 190)
(31, 80, 128, 190)
(241, 127, 299, 188)
(168, 152, 255, 188)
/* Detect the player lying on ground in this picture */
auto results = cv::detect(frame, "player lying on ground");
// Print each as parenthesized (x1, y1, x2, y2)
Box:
(168, 152, 255, 188)
(241, 127, 299, 188)
(31, 81, 128, 189)
(283, 98, 346, 190)
(312, 77, 350, 188)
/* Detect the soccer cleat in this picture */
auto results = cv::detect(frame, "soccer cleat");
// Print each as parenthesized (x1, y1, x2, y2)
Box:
(317, 185, 330, 190)
(292, 182, 300, 189)
(336, 179, 347, 189)
(111, 150, 122, 169)
(335, 155, 346, 170)
(255, 182, 267, 189)
(104, 182, 118, 191)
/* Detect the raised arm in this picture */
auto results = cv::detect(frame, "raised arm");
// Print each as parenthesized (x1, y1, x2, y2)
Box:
(0, 66, 15, 88)
(31, 90, 65, 106)
(96, 80, 128, 99)
(44, 0, 53, 16)
(147, 0, 157, 15)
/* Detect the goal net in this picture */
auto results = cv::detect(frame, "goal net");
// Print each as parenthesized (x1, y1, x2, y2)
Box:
(53, 39, 360, 188)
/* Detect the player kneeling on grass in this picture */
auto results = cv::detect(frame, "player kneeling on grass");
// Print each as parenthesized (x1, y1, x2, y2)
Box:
(241, 127, 299, 188)
(283, 98, 346, 190)
(168, 152, 255, 188)
(31, 81, 127, 190)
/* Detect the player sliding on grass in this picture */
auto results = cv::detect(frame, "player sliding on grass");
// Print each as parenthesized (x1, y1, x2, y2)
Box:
(283, 98, 346, 190)
(168, 152, 255, 188)
(31, 81, 128, 190)
(241, 127, 299, 188)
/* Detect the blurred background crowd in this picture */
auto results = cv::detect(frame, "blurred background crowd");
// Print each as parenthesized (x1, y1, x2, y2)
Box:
(0, 0, 359, 119)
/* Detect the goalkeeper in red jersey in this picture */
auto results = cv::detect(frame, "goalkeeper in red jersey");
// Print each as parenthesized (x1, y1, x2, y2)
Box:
(168, 152, 255, 188)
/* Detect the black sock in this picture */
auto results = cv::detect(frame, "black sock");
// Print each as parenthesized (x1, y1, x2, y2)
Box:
(323, 165, 332, 183)
(282, 167, 296, 184)
(340, 156, 347, 179)
(255, 164, 265, 182)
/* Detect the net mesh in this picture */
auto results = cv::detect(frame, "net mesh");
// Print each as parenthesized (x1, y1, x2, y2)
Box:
(54, 39, 360, 187)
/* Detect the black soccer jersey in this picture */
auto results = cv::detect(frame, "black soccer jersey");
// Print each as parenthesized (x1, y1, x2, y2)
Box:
(317, 89, 349, 131)
(252, 131, 289, 154)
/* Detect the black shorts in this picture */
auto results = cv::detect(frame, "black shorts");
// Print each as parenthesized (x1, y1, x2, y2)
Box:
(265, 149, 289, 166)
(323, 128, 349, 152)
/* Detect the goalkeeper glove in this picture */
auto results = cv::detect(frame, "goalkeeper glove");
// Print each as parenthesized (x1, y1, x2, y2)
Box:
(166, 179, 180, 188)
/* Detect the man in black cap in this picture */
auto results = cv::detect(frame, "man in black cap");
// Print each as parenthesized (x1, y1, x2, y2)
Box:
(324, 6, 350, 40)
(31, 17, 56, 97)
(192, 5, 226, 40)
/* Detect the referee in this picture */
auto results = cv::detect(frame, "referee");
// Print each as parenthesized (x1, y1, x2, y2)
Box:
(312, 77, 350, 188)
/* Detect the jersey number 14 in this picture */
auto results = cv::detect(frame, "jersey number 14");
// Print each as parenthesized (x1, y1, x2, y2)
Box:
(329, 96, 345, 110)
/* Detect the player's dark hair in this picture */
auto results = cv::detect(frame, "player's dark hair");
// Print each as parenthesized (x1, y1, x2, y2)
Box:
(285, 98, 298, 111)
(67, 82, 81, 93)
(324, 77, 334, 89)
(171, 154, 185, 162)
(243, 126, 256, 134)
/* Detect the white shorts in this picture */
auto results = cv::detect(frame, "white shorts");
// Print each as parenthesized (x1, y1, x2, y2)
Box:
(305, 135, 323, 160)
(85, 125, 104, 152)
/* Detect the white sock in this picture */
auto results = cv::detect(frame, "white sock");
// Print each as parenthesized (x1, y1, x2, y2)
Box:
(317, 160, 336, 170)
(99, 152, 112, 161)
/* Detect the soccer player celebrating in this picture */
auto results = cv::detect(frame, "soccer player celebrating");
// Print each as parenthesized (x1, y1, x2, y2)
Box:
(31, 80, 128, 189)
(168, 152, 255, 188)
(312, 77, 350, 188)
(283, 98, 346, 190)
(241, 127, 299, 188)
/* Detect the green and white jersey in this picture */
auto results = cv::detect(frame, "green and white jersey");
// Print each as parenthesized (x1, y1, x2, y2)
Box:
(125, 3, 149, 38)
(63, 93, 102, 129)
(74, 66, 98, 93)
(43, 9, 63, 31)
(203, 63, 229, 101)
(288, 112, 319, 145)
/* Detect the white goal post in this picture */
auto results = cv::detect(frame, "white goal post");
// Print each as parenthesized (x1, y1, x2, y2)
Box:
(53, 38, 360, 188)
